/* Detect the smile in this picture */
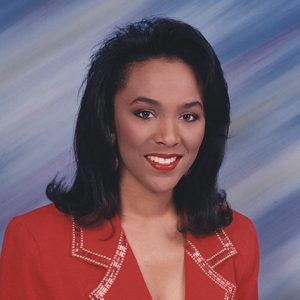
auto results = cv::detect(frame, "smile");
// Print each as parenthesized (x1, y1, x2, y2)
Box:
(145, 154, 182, 171)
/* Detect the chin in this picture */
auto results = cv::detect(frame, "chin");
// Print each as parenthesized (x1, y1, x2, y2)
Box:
(144, 177, 181, 195)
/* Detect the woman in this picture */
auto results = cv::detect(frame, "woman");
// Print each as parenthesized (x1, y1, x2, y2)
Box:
(0, 18, 259, 299)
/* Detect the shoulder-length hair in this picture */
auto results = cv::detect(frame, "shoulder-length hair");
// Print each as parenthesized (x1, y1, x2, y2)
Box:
(46, 18, 232, 235)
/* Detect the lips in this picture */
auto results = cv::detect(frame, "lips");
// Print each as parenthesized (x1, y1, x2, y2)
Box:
(145, 153, 182, 171)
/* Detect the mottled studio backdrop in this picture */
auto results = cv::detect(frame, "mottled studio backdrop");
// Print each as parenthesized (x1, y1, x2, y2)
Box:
(0, 1, 299, 299)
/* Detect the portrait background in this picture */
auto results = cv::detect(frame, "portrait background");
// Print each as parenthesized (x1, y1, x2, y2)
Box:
(0, 1, 299, 299)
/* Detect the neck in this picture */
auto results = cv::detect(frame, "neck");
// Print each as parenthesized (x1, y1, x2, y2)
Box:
(119, 175, 176, 222)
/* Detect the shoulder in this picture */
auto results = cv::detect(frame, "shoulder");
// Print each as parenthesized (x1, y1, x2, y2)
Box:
(1, 203, 73, 276)
(8, 203, 68, 225)
(224, 209, 259, 250)
(230, 209, 256, 229)
(186, 209, 259, 262)
(3, 204, 71, 246)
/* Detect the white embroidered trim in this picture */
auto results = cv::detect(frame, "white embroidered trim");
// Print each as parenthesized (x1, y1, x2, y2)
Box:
(89, 232, 128, 299)
(71, 219, 237, 299)
(186, 239, 236, 300)
(72, 218, 111, 268)
(206, 229, 237, 268)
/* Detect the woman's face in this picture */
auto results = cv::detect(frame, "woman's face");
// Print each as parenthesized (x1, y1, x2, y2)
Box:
(114, 58, 205, 195)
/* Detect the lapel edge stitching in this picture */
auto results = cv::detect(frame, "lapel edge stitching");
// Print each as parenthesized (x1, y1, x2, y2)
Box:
(206, 229, 237, 268)
(186, 239, 236, 300)
(71, 218, 111, 268)
(89, 232, 128, 299)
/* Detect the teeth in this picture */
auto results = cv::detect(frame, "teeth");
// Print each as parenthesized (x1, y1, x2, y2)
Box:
(146, 155, 178, 165)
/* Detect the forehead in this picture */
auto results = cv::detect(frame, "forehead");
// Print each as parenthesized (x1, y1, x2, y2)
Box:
(117, 58, 203, 102)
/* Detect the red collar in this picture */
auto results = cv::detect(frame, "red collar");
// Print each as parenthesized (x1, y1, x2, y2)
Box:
(71, 215, 237, 300)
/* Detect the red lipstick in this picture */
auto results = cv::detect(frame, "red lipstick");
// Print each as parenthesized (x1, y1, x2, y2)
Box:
(145, 153, 182, 171)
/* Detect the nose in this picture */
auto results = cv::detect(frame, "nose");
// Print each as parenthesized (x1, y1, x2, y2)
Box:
(154, 118, 180, 147)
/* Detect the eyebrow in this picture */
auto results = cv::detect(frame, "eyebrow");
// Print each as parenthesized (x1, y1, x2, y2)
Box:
(130, 96, 203, 109)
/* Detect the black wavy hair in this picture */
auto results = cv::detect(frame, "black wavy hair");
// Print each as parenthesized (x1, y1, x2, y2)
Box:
(46, 17, 232, 235)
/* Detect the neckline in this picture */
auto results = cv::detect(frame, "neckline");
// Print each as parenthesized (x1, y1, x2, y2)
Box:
(72, 214, 238, 299)
(118, 214, 186, 300)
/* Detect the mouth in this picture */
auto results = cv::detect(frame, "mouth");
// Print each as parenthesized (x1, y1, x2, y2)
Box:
(144, 154, 182, 171)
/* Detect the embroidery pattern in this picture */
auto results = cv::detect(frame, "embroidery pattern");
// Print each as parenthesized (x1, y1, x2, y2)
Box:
(72, 219, 237, 299)
(186, 239, 236, 300)
(89, 232, 128, 300)
(206, 229, 237, 268)
(72, 218, 111, 268)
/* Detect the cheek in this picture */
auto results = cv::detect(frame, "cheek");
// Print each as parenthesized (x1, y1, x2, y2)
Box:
(115, 118, 148, 153)
(184, 124, 205, 154)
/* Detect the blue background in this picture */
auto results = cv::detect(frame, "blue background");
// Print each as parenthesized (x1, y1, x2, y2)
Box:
(1, 1, 300, 299)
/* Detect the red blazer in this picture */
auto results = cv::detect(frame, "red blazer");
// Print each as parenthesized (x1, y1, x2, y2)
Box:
(0, 204, 259, 299)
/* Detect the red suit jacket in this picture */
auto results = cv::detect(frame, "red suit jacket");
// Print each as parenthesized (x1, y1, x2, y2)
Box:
(0, 204, 259, 299)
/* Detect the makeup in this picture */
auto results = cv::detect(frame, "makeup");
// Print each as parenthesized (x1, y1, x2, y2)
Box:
(145, 154, 182, 171)
(114, 58, 205, 193)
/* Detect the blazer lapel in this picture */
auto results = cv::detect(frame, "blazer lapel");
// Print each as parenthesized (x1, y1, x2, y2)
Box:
(103, 238, 153, 300)
(71, 216, 238, 300)
(71, 216, 151, 299)
(185, 229, 237, 300)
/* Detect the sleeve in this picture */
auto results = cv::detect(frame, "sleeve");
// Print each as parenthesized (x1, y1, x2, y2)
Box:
(0, 217, 44, 299)
(235, 220, 260, 300)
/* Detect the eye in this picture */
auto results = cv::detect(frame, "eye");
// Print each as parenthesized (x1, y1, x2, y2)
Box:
(133, 110, 155, 120)
(180, 113, 200, 122)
